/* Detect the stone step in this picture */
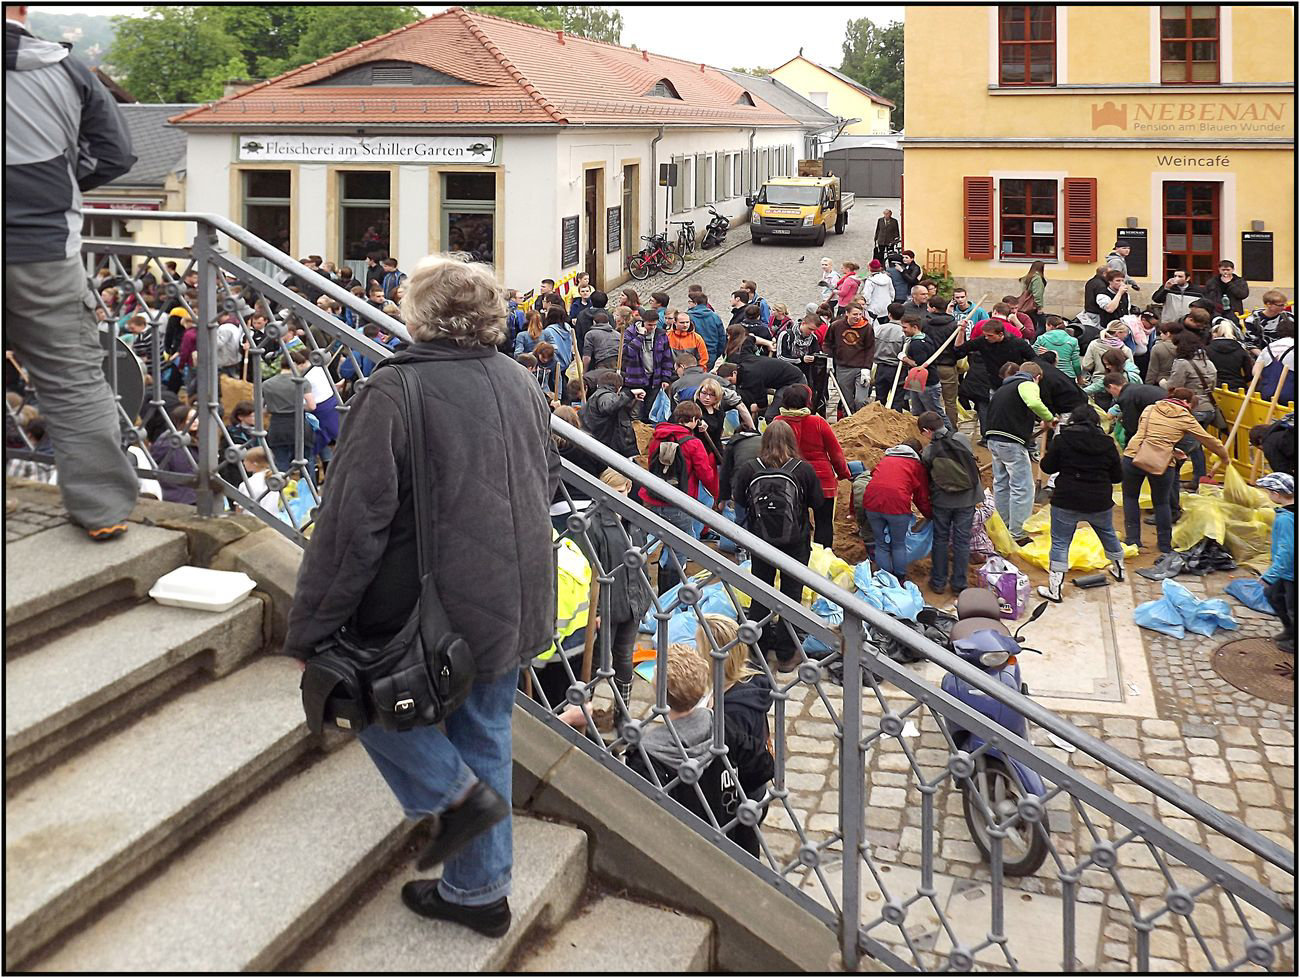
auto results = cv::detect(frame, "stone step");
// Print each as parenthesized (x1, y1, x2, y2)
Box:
(4, 656, 311, 967)
(29, 743, 412, 972)
(4, 598, 266, 783)
(515, 894, 714, 972)
(301, 815, 588, 973)
(4, 523, 189, 651)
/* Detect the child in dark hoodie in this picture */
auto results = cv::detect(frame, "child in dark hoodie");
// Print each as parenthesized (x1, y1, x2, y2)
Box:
(698, 613, 774, 857)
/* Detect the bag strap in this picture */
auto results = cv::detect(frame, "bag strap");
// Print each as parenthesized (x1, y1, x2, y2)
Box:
(391, 365, 458, 640)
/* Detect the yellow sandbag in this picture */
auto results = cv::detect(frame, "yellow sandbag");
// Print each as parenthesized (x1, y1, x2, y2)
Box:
(986, 509, 1017, 555)
(1022, 507, 1051, 535)
(804, 543, 854, 604)
(1015, 524, 1139, 572)
(1170, 484, 1275, 565)
(1223, 466, 1269, 508)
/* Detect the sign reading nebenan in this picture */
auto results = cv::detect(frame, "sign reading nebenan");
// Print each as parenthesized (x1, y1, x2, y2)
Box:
(237, 135, 497, 163)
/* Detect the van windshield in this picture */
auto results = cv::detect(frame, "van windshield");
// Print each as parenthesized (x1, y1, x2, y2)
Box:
(757, 185, 822, 206)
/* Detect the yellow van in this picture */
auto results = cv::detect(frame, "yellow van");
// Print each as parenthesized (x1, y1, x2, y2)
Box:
(747, 175, 854, 246)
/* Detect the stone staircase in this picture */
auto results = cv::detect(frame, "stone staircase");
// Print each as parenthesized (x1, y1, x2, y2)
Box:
(3, 499, 714, 973)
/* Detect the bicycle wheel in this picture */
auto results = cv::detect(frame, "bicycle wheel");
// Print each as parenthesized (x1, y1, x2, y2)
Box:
(627, 253, 651, 281)
(660, 248, 685, 274)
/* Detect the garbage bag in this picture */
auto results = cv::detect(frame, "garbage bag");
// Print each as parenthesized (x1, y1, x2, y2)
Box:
(985, 509, 1018, 556)
(1171, 484, 1275, 568)
(802, 594, 846, 657)
(1134, 579, 1238, 639)
(1015, 522, 1139, 572)
(648, 388, 672, 423)
(851, 560, 924, 622)
(1223, 466, 1269, 509)
(639, 573, 745, 639)
(807, 543, 855, 602)
(1161, 580, 1238, 637)
(1181, 539, 1237, 574)
(1224, 577, 1277, 615)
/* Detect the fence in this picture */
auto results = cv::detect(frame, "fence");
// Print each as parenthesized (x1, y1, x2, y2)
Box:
(1212, 383, 1292, 482)
(6, 213, 1294, 972)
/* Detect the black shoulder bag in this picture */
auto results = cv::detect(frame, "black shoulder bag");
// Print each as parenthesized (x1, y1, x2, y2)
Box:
(300, 365, 475, 734)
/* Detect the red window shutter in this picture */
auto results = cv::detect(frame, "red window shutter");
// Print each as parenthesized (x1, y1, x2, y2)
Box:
(1062, 177, 1098, 263)
(963, 177, 995, 260)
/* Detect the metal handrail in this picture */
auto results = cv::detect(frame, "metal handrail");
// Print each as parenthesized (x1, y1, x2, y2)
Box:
(10, 214, 1288, 972)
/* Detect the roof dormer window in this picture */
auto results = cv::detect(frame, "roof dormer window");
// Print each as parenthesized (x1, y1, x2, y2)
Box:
(646, 78, 682, 100)
(371, 64, 413, 85)
(735, 91, 756, 106)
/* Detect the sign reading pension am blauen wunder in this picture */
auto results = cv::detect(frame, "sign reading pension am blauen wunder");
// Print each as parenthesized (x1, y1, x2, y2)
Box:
(237, 135, 497, 163)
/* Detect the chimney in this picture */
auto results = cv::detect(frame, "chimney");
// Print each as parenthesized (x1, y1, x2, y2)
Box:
(642, 50, 649, 61)
(700, 63, 706, 72)
(556, 30, 565, 44)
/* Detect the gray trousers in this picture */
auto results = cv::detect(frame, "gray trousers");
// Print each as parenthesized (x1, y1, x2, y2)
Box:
(5, 255, 139, 528)
(834, 365, 870, 414)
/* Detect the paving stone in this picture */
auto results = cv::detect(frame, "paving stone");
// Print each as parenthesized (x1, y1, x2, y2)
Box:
(1185, 737, 1221, 756)
(1236, 781, 1278, 806)
(1259, 728, 1294, 746)
(1193, 785, 1240, 811)
(1223, 747, 1262, 762)
(868, 786, 908, 809)
(1188, 756, 1231, 783)
(1180, 721, 1219, 738)
(1242, 807, 1286, 832)
(1145, 739, 1186, 757)
(1101, 717, 1138, 737)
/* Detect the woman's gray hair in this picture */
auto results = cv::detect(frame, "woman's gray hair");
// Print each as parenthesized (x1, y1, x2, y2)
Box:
(400, 255, 507, 347)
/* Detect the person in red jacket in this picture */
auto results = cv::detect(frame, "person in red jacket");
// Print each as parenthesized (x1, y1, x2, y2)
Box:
(860, 434, 933, 579)
(773, 384, 851, 549)
(639, 400, 720, 594)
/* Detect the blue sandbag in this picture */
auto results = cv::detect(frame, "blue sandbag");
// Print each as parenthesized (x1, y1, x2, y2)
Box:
(905, 520, 934, 566)
(1225, 577, 1277, 615)
(1134, 595, 1186, 639)
(802, 594, 845, 657)
(638, 572, 745, 640)
(850, 560, 924, 622)
(648, 388, 671, 424)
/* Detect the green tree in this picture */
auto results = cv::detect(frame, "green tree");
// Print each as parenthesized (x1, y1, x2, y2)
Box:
(281, 6, 420, 74)
(467, 5, 623, 44)
(839, 18, 903, 129)
(730, 66, 770, 77)
(107, 7, 242, 102)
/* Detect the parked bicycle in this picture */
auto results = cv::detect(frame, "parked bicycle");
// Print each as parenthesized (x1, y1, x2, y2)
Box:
(626, 231, 684, 280)
(669, 219, 697, 257)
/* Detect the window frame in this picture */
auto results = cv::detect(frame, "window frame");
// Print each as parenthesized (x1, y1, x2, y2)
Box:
(337, 168, 393, 261)
(1159, 5, 1220, 85)
(440, 171, 496, 266)
(239, 167, 293, 257)
(997, 6, 1057, 86)
(998, 177, 1059, 260)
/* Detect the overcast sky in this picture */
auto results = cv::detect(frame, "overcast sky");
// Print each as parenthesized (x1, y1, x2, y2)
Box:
(31, 3, 903, 71)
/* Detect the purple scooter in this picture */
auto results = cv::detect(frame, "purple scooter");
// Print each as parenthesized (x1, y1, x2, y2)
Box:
(940, 590, 1051, 876)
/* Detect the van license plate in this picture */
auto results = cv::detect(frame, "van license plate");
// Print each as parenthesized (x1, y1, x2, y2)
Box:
(772, 229, 791, 235)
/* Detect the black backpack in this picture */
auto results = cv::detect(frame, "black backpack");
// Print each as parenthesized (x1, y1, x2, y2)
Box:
(647, 431, 695, 503)
(746, 459, 804, 546)
(927, 432, 980, 494)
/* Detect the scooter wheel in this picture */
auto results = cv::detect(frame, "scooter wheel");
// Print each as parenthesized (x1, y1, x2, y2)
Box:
(961, 756, 1050, 876)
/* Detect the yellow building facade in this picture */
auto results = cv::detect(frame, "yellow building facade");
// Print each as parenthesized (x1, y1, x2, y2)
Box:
(903, 5, 1294, 313)
(770, 56, 894, 135)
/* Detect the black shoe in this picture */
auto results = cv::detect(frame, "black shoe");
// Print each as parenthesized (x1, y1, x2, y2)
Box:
(1014, 535, 1033, 547)
(1276, 633, 1296, 656)
(416, 781, 509, 871)
(401, 879, 512, 938)
(928, 581, 946, 594)
(1144, 516, 1158, 526)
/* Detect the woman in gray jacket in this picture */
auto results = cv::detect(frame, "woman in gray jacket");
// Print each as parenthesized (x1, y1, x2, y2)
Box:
(285, 257, 560, 939)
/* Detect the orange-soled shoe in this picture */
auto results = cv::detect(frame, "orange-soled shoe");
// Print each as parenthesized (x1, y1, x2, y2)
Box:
(87, 522, 129, 543)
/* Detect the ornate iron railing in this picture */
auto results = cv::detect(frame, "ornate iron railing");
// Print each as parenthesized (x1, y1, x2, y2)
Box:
(5, 214, 1291, 972)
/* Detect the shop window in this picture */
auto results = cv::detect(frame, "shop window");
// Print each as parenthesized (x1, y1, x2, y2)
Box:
(999, 6, 1056, 86)
(1160, 5, 1218, 84)
(242, 169, 291, 256)
(999, 178, 1057, 259)
(339, 170, 391, 261)
(442, 172, 495, 266)
(82, 212, 133, 274)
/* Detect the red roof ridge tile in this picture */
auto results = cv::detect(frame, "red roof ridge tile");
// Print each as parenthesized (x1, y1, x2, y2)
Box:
(452, 7, 567, 124)
(168, 15, 434, 125)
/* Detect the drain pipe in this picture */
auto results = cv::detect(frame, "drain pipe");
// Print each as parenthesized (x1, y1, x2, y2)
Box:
(747, 127, 756, 196)
(650, 126, 665, 235)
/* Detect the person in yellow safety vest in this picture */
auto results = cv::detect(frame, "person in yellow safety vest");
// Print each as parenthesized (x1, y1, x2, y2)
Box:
(531, 534, 593, 668)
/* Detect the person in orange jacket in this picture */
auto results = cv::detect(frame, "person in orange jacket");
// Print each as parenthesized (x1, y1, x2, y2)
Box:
(666, 308, 710, 369)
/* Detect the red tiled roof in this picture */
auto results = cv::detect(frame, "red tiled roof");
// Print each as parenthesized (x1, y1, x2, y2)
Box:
(171, 8, 800, 129)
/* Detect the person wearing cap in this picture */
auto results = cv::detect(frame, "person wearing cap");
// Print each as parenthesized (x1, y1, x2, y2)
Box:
(1258, 472, 1295, 655)
(1105, 241, 1140, 292)
(862, 259, 894, 323)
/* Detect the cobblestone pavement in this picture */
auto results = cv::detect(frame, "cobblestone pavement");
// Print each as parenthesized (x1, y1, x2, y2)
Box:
(630, 198, 893, 314)
(5, 488, 73, 543)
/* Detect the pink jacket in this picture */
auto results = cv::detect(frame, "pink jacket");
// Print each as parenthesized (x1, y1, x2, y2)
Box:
(836, 272, 861, 308)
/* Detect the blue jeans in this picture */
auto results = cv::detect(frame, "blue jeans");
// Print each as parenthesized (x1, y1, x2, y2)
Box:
(358, 668, 519, 907)
(1122, 458, 1176, 553)
(908, 384, 946, 431)
(987, 438, 1035, 538)
(1048, 505, 1124, 573)
(868, 511, 914, 578)
(930, 505, 975, 590)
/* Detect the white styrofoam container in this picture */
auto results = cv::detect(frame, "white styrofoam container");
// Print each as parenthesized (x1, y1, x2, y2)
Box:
(149, 566, 257, 613)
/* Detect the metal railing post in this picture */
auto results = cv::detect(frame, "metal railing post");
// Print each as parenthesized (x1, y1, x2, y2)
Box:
(192, 226, 221, 518)
(839, 613, 865, 971)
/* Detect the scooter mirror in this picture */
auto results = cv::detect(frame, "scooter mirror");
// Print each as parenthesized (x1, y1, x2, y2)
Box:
(1013, 601, 1051, 642)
